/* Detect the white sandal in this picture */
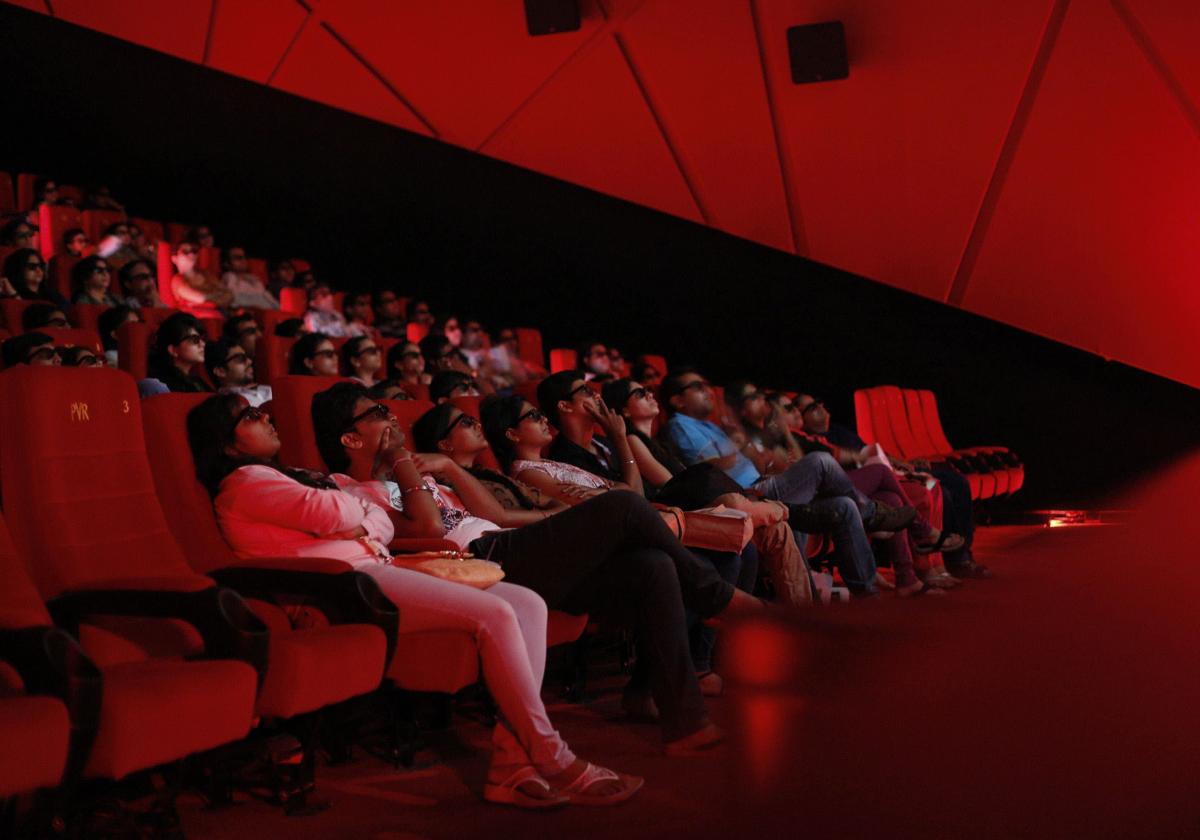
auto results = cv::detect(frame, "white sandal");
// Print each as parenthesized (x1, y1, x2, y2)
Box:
(483, 766, 569, 810)
(558, 763, 644, 806)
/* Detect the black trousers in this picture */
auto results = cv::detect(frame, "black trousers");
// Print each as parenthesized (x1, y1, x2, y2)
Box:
(470, 490, 730, 740)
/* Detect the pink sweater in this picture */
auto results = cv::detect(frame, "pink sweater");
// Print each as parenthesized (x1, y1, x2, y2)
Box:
(215, 465, 394, 567)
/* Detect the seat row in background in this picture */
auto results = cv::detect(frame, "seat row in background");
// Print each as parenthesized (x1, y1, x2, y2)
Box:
(0, 365, 585, 833)
(855, 385, 1024, 500)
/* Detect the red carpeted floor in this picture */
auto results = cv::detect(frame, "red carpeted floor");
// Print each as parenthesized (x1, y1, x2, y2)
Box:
(179, 456, 1200, 839)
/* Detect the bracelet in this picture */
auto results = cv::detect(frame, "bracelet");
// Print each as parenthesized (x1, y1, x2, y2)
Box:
(400, 485, 432, 496)
(391, 457, 413, 471)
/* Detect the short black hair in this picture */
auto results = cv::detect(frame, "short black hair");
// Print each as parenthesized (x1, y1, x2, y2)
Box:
(536, 370, 583, 428)
(275, 318, 305, 338)
(288, 332, 331, 375)
(2, 332, 54, 367)
(204, 337, 241, 382)
(659, 367, 701, 415)
(411, 402, 458, 453)
(21, 302, 64, 332)
(98, 306, 136, 352)
(117, 259, 155, 296)
(429, 370, 473, 402)
(311, 381, 371, 474)
(222, 313, 256, 343)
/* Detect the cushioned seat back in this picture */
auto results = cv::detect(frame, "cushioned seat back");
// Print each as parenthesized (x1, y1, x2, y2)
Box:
(45, 327, 104, 357)
(406, 322, 429, 343)
(129, 217, 164, 244)
(37, 204, 83, 260)
(255, 333, 297, 384)
(0, 366, 198, 599)
(116, 320, 151, 380)
(641, 354, 668, 378)
(902, 388, 943, 456)
(864, 387, 903, 455)
(141, 394, 239, 574)
(0, 514, 53, 631)
(917, 390, 957, 455)
(0, 172, 13, 216)
(70, 304, 110, 334)
(853, 389, 877, 445)
(272, 375, 351, 471)
(81, 210, 126, 244)
(515, 327, 544, 369)
(48, 254, 80, 300)
(879, 385, 924, 459)
(549, 348, 577, 373)
(0, 298, 34, 334)
(278, 287, 306, 316)
(383, 399, 437, 449)
(155, 240, 178, 309)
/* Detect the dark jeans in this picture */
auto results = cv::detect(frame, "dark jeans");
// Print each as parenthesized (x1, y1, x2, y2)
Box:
(929, 464, 975, 564)
(688, 548, 757, 675)
(470, 490, 730, 741)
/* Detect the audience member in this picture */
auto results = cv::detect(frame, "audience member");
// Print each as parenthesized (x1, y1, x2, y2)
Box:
(408, 300, 434, 328)
(20, 302, 69, 332)
(95, 221, 138, 267)
(490, 328, 539, 384)
(3, 248, 70, 309)
(205, 338, 272, 407)
(171, 239, 231, 315)
(186, 225, 216, 249)
(62, 227, 90, 257)
(98, 305, 139, 366)
(0, 217, 37, 249)
(288, 332, 339, 376)
(387, 341, 431, 386)
(221, 246, 278, 309)
(127, 222, 157, 262)
(222, 314, 263, 359)
(435, 315, 463, 348)
(372, 290, 407, 338)
(608, 347, 629, 379)
(2, 332, 59, 367)
(267, 258, 296, 298)
(537, 371, 642, 493)
(630, 359, 663, 388)
(366, 379, 413, 401)
(343, 292, 376, 337)
(577, 341, 612, 381)
(303, 284, 363, 338)
(275, 318, 306, 338)
(59, 345, 104, 367)
(147, 312, 213, 393)
(117, 259, 164, 309)
(71, 255, 120, 305)
(31, 177, 63, 208)
(81, 184, 124, 212)
(189, 391, 644, 806)
(429, 370, 480, 403)
(342, 335, 383, 387)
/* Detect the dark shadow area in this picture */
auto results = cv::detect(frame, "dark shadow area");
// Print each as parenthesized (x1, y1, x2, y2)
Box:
(4, 3, 1198, 510)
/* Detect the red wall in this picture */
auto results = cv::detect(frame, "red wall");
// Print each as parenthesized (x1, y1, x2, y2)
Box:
(12, 0, 1200, 388)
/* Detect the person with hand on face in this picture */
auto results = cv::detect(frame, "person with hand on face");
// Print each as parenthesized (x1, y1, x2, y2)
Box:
(728, 381, 806, 474)
(171, 239, 231, 316)
(71, 255, 121, 306)
(206, 338, 272, 407)
(372, 290, 407, 339)
(1, 332, 61, 368)
(4, 248, 70, 310)
(117, 259, 164, 309)
(221, 245, 278, 310)
(342, 335, 383, 388)
(387, 341, 431, 387)
(539, 371, 643, 496)
(147, 312, 213, 393)
(288, 332, 340, 377)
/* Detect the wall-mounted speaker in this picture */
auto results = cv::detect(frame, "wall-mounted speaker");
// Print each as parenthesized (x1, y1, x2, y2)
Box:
(524, 0, 581, 36)
(786, 21, 849, 84)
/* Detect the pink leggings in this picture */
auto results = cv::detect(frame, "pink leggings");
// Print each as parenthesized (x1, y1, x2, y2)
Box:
(848, 464, 934, 587)
(360, 565, 575, 777)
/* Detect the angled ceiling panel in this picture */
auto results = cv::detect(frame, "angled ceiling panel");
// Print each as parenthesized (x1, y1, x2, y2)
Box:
(50, 0, 211, 63)
(617, 0, 793, 251)
(757, 0, 1055, 298)
(962, 0, 1200, 387)
(313, 0, 607, 148)
(1117, 0, 1200, 116)
(269, 17, 432, 137)
(481, 35, 703, 223)
(205, 0, 308, 84)
(5, 0, 48, 11)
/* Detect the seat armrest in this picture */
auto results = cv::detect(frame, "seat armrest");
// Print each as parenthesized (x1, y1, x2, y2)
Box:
(47, 585, 270, 684)
(210, 563, 400, 664)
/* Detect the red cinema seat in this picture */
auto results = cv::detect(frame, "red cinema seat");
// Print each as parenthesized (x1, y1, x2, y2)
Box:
(255, 333, 298, 385)
(141, 395, 394, 720)
(0, 172, 14, 217)
(0, 367, 261, 780)
(515, 327, 545, 370)
(70, 303, 110, 334)
(279, 287, 306, 316)
(44, 327, 104, 357)
(155, 240, 178, 309)
(252, 308, 293, 338)
(406, 322, 429, 343)
(915, 389, 1024, 495)
(0, 515, 74, 801)
(129, 217, 164, 245)
(197, 246, 220, 276)
(47, 254, 80, 301)
(641, 354, 668, 378)
(271, 375, 353, 471)
(81, 210, 126, 244)
(549, 348, 577, 373)
(396, 381, 431, 401)
(383, 398, 437, 445)
(15, 173, 36, 212)
(0, 299, 35, 333)
(37, 204, 83, 261)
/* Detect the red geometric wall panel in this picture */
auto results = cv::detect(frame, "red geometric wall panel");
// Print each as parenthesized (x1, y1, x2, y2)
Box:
(756, 0, 1056, 300)
(482, 36, 704, 223)
(269, 16, 432, 137)
(8, 0, 1200, 388)
(312, 0, 608, 148)
(49, 0, 211, 64)
(205, 0, 307, 84)
(961, 0, 1200, 386)
(617, 0, 793, 251)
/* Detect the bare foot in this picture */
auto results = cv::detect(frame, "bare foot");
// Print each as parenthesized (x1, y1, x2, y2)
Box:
(665, 723, 725, 757)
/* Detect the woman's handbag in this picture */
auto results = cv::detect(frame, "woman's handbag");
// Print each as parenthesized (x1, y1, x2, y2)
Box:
(390, 551, 505, 589)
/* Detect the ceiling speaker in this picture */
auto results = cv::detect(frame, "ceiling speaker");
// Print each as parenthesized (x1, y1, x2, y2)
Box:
(524, 0, 581, 36)
(786, 22, 849, 84)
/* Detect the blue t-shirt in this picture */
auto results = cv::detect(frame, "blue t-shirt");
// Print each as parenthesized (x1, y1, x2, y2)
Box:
(664, 413, 761, 488)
